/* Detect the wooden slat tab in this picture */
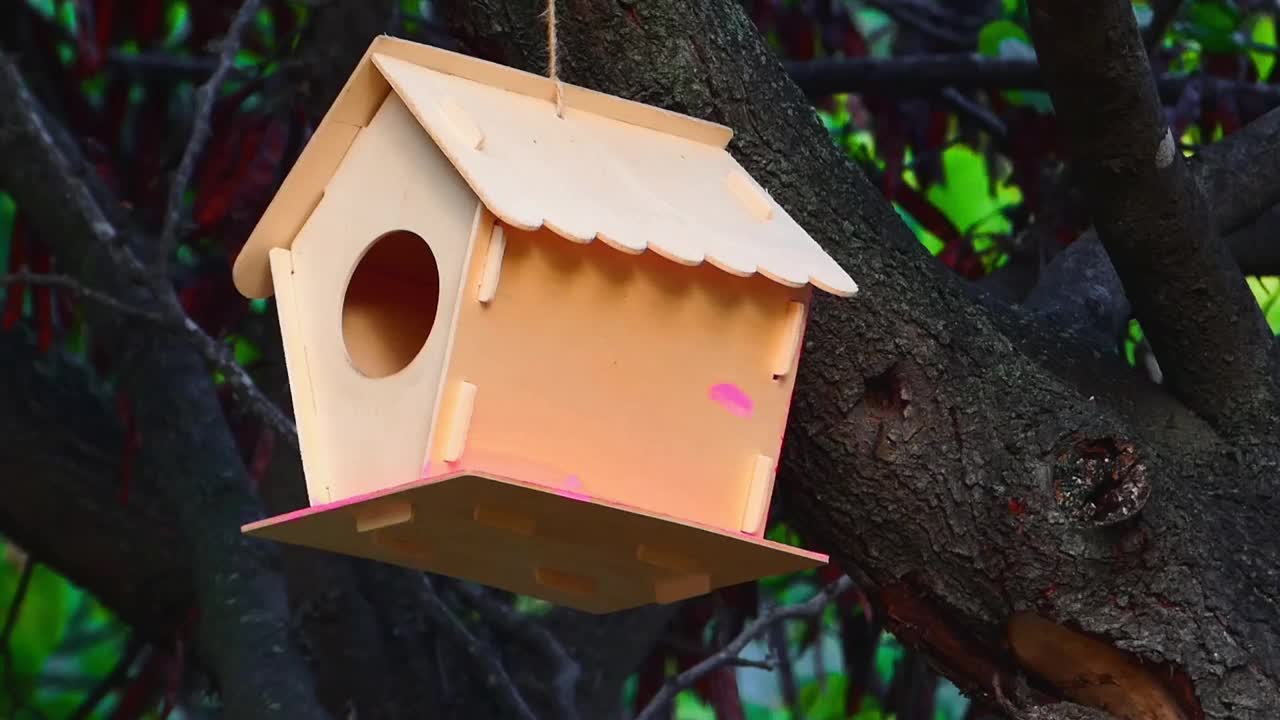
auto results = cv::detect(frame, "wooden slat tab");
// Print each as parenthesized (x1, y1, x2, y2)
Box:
(477, 224, 506, 303)
(636, 544, 701, 573)
(772, 301, 806, 379)
(740, 455, 776, 535)
(356, 502, 414, 533)
(534, 567, 596, 596)
(655, 573, 712, 604)
(472, 505, 536, 535)
(443, 381, 477, 462)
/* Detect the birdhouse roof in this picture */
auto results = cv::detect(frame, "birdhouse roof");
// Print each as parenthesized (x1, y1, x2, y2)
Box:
(232, 36, 857, 299)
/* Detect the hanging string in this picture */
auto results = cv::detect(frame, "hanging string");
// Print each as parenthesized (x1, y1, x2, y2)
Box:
(546, 0, 565, 117)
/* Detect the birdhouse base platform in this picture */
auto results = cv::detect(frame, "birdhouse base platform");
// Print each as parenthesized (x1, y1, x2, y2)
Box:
(242, 469, 827, 614)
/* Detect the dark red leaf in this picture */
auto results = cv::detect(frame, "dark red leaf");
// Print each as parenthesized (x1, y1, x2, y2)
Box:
(634, 650, 668, 717)
(777, 8, 816, 60)
(56, 284, 76, 332)
(159, 637, 185, 720)
(894, 184, 961, 247)
(816, 564, 843, 587)
(138, 0, 166, 46)
(29, 240, 54, 352)
(705, 666, 746, 720)
(110, 649, 166, 720)
(3, 216, 28, 330)
(752, 0, 778, 36)
(249, 427, 276, 489)
(178, 262, 244, 337)
(841, 607, 882, 712)
(843, 24, 868, 57)
(72, 0, 105, 76)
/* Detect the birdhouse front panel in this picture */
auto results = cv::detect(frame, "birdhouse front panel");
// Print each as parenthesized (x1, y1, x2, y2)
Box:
(427, 219, 811, 533)
(276, 91, 481, 504)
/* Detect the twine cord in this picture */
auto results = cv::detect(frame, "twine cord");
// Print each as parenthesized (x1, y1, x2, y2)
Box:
(546, 0, 565, 117)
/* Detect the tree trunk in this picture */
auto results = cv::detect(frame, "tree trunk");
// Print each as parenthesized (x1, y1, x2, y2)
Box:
(438, 2, 1280, 718)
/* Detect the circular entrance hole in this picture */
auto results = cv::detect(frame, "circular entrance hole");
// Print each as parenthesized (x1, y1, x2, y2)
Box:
(342, 230, 441, 378)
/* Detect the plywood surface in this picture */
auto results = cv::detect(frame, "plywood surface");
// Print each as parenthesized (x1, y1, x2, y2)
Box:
(371, 52, 858, 298)
(432, 224, 808, 533)
(242, 468, 827, 614)
(283, 93, 478, 503)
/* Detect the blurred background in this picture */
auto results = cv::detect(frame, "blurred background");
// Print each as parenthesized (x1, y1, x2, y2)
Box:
(3, 1, 1280, 718)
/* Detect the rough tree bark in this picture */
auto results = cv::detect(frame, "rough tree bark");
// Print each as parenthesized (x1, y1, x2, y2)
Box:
(2, 1, 1280, 719)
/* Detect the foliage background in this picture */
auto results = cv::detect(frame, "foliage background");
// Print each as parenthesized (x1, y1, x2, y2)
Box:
(2, 0, 1278, 718)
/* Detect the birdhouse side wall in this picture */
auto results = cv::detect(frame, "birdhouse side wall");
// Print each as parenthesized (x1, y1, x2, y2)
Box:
(283, 92, 480, 505)
(427, 222, 810, 533)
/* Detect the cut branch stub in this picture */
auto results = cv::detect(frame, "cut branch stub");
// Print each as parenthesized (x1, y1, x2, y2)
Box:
(1051, 436, 1151, 527)
(1007, 612, 1196, 720)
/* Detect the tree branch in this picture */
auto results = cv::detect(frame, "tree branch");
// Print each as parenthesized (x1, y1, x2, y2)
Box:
(0, 272, 162, 322)
(1226, 206, 1280, 276)
(783, 54, 1280, 108)
(0, 52, 329, 720)
(1027, 0, 1280, 436)
(0, 330, 194, 643)
(156, 0, 262, 272)
(452, 583, 581, 720)
(1142, 0, 1185, 53)
(1022, 231, 1131, 349)
(862, 0, 980, 49)
(634, 577, 854, 720)
(418, 577, 535, 720)
(1190, 106, 1280, 235)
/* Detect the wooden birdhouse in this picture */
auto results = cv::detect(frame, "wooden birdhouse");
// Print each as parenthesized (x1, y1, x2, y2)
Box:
(233, 36, 858, 613)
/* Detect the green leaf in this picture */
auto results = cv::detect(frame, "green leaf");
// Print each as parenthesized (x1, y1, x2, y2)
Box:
(851, 693, 886, 720)
(1186, 1, 1241, 52)
(798, 674, 849, 720)
(1248, 13, 1277, 81)
(0, 558, 74, 709)
(166, 1, 192, 48)
(875, 634, 903, 687)
(1247, 276, 1280, 333)
(674, 690, 715, 719)
(923, 144, 1023, 255)
(977, 19, 1030, 58)
(232, 336, 262, 366)
(514, 594, 553, 616)
(977, 20, 1053, 111)
(743, 701, 792, 720)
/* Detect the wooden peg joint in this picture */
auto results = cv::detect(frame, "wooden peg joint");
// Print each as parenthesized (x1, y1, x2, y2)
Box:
(741, 454, 776, 535)
(439, 97, 484, 150)
(726, 170, 774, 221)
(443, 381, 477, 462)
(772, 301, 806, 379)
(477, 224, 506, 304)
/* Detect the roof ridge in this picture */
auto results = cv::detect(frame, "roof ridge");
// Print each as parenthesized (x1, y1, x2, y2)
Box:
(367, 35, 734, 149)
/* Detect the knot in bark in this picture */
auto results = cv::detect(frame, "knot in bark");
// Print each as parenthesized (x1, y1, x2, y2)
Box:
(1052, 435, 1151, 527)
